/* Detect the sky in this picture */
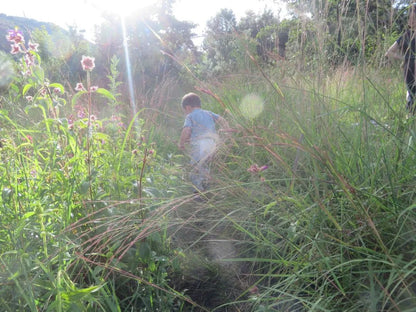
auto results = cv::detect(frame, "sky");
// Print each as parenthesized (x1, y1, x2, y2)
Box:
(0, 0, 288, 41)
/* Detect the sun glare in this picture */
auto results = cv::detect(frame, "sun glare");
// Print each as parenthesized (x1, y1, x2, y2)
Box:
(89, 0, 156, 18)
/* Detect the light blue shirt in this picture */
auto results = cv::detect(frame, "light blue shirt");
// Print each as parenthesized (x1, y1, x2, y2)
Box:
(183, 108, 220, 142)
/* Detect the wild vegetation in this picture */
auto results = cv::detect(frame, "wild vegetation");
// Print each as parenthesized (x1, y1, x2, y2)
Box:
(1, 0, 416, 311)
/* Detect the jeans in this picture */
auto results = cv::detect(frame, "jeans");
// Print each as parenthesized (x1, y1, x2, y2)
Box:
(190, 138, 216, 191)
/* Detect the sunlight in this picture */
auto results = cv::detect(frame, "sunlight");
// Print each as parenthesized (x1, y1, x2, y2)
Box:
(89, 0, 156, 18)
(120, 16, 139, 131)
(83, 0, 152, 129)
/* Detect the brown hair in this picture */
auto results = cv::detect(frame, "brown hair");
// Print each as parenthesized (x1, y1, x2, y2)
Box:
(181, 92, 201, 108)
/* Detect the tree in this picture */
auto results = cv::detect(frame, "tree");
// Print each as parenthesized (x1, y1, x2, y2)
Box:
(202, 9, 240, 74)
(280, 0, 405, 66)
(238, 9, 286, 64)
(93, 0, 198, 98)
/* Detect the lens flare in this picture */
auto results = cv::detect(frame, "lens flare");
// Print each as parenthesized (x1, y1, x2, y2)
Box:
(121, 17, 139, 131)
(239, 93, 264, 120)
(0, 53, 14, 89)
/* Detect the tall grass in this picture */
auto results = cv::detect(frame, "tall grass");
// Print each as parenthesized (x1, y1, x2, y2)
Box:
(192, 62, 416, 311)
(1, 26, 416, 312)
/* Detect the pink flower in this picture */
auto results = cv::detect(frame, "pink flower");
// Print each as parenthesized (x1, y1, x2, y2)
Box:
(26, 96, 33, 102)
(248, 285, 259, 295)
(24, 52, 35, 66)
(6, 29, 24, 43)
(259, 165, 268, 171)
(247, 164, 268, 173)
(247, 164, 259, 173)
(39, 88, 47, 96)
(10, 44, 22, 54)
(54, 87, 61, 94)
(81, 55, 95, 71)
(28, 41, 39, 52)
(75, 83, 85, 91)
(89, 86, 98, 92)
(77, 109, 86, 118)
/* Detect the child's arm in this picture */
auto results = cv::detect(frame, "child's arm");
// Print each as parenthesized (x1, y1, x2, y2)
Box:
(178, 127, 191, 150)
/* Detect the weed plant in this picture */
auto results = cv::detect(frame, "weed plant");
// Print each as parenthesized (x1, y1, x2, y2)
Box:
(1, 25, 416, 312)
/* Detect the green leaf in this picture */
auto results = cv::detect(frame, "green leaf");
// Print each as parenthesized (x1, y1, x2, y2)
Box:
(22, 83, 34, 96)
(10, 83, 19, 94)
(139, 242, 151, 260)
(32, 65, 45, 83)
(49, 83, 65, 94)
(80, 181, 90, 194)
(96, 88, 116, 101)
(22, 211, 36, 219)
(263, 201, 277, 216)
(148, 261, 156, 272)
(149, 232, 162, 245)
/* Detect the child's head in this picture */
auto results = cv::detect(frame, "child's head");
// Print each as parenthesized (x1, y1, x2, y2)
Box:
(181, 92, 201, 109)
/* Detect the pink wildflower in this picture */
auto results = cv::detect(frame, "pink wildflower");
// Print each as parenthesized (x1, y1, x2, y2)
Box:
(89, 86, 98, 92)
(6, 29, 24, 43)
(26, 96, 33, 102)
(24, 52, 35, 66)
(77, 109, 86, 118)
(248, 285, 259, 295)
(28, 41, 39, 52)
(81, 55, 95, 71)
(68, 116, 74, 127)
(111, 115, 124, 128)
(75, 83, 85, 92)
(259, 165, 268, 171)
(54, 87, 61, 94)
(10, 44, 22, 54)
(247, 164, 268, 173)
(247, 164, 260, 173)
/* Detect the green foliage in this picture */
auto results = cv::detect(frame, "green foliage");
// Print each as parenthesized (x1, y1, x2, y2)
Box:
(1, 1, 416, 311)
(0, 29, 183, 311)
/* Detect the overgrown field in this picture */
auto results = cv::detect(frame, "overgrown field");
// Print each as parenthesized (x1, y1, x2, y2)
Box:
(1, 27, 416, 312)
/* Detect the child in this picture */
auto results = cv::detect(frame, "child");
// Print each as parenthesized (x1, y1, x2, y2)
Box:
(385, 3, 416, 114)
(178, 92, 228, 193)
